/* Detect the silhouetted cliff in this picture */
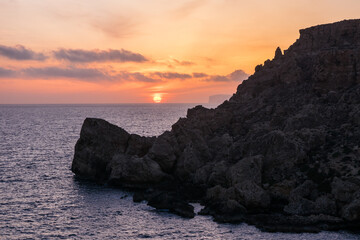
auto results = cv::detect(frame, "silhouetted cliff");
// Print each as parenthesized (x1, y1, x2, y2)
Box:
(72, 19, 360, 232)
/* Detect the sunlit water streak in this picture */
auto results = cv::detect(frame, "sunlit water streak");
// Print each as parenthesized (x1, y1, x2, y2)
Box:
(0, 104, 359, 239)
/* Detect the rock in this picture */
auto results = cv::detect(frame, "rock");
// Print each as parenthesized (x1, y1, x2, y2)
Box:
(314, 195, 337, 216)
(283, 181, 334, 216)
(207, 161, 228, 186)
(341, 199, 360, 221)
(126, 134, 155, 157)
(72, 19, 360, 232)
(148, 131, 178, 173)
(284, 197, 316, 216)
(223, 199, 247, 214)
(288, 180, 318, 201)
(72, 118, 130, 181)
(274, 47, 282, 59)
(226, 155, 263, 186)
(234, 181, 270, 209)
(331, 177, 359, 203)
(107, 155, 167, 186)
(268, 180, 295, 202)
(133, 191, 146, 203)
(205, 185, 227, 203)
(147, 191, 195, 218)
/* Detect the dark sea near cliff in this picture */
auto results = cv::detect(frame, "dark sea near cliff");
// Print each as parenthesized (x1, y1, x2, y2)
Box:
(0, 104, 359, 240)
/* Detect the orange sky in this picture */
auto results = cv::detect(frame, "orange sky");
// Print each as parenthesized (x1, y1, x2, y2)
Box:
(0, 0, 359, 104)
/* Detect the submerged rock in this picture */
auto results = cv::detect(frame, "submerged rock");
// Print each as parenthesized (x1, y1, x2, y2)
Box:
(72, 19, 360, 232)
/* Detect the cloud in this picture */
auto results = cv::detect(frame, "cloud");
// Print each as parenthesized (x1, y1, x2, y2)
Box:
(0, 60, 248, 86)
(207, 75, 230, 82)
(228, 69, 249, 81)
(205, 69, 249, 82)
(117, 71, 158, 83)
(1, 66, 158, 83)
(192, 72, 208, 78)
(53, 48, 148, 63)
(0, 45, 47, 61)
(0, 65, 160, 83)
(23, 67, 110, 81)
(172, 58, 194, 66)
(91, 15, 139, 39)
(151, 71, 192, 79)
(0, 67, 16, 78)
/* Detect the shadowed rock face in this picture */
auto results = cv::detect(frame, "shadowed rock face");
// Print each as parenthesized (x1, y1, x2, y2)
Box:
(72, 19, 360, 232)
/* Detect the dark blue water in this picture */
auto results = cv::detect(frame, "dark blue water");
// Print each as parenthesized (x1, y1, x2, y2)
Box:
(0, 104, 359, 239)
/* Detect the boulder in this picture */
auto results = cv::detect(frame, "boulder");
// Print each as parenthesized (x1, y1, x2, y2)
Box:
(108, 155, 167, 186)
(148, 131, 178, 173)
(72, 118, 130, 181)
(234, 181, 270, 209)
(331, 177, 359, 203)
(146, 191, 195, 218)
(341, 199, 360, 221)
(226, 155, 263, 186)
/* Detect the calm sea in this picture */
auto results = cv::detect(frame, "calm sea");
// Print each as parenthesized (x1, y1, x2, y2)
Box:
(0, 104, 359, 240)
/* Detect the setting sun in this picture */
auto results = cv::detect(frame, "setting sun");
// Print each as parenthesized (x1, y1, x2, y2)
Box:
(153, 95, 162, 103)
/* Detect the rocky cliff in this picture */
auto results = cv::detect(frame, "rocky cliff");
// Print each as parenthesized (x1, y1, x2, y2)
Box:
(71, 19, 360, 232)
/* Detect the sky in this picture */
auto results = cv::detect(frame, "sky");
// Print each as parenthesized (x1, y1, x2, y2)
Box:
(0, 0, 359, 104)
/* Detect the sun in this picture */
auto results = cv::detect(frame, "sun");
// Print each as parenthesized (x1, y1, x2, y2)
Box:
(153, 94, 162, 103)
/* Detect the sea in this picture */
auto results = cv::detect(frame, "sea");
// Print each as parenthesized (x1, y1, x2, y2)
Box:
(0, 104, 359, 240)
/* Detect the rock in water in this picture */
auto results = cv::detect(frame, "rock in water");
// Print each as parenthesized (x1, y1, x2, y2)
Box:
(72, 19, 360, 232)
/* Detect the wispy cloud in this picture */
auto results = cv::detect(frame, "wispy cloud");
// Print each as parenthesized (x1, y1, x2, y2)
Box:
(0, 45, 47, 61)
(23, 67, 110, 81)
(172, 58, 194, 66)
(0, 45, 249, 85)
(192, 72, 208, 78)
(91, 15, 139, 39)
(53, 48, 148, 63)
(207, 75, 229, 82)
(117, 71, 158, 83)
(0, 66, 160, 83)
(151, 71, 192, 79)
(0, 67, 16, 78)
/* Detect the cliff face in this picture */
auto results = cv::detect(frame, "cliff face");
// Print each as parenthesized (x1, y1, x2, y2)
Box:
(72, 20, 360, 232)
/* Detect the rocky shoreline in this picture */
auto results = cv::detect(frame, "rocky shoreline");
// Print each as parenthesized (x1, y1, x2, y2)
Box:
(71, 19, 360, 232)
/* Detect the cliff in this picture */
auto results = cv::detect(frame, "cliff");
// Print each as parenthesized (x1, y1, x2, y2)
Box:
(71, 19, 360, 232)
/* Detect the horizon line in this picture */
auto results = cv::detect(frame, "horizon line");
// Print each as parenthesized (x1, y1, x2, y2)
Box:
(0, 102, 210, 105)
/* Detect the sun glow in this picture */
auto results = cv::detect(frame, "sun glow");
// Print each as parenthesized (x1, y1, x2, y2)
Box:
(153, 94, 162, 103)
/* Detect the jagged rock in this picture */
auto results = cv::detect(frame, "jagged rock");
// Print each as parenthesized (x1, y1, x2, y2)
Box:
(72, 19, 360, 232)
(72, 118, 130, 181)
(288, 180, 318, 201)
(126, 134, 155, 157)
(314, 195, 337, 216)
(146, 191, 195, 218)
(331, 177, 359, 203)
(341, 199, 360, 221)
(148, 131, 178, 173)
(226, 155, 263, 186)
(234, 181, 270, 209)
(274, 47, 282, 59)
(284, 198, 316, 216)
(107, 155, 167, 186)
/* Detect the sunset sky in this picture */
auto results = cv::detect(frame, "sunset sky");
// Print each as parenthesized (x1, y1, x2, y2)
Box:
(0, 0, 359, 103)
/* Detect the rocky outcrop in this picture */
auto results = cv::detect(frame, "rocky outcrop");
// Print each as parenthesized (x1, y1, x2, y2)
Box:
(72, 19, 360, 232)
